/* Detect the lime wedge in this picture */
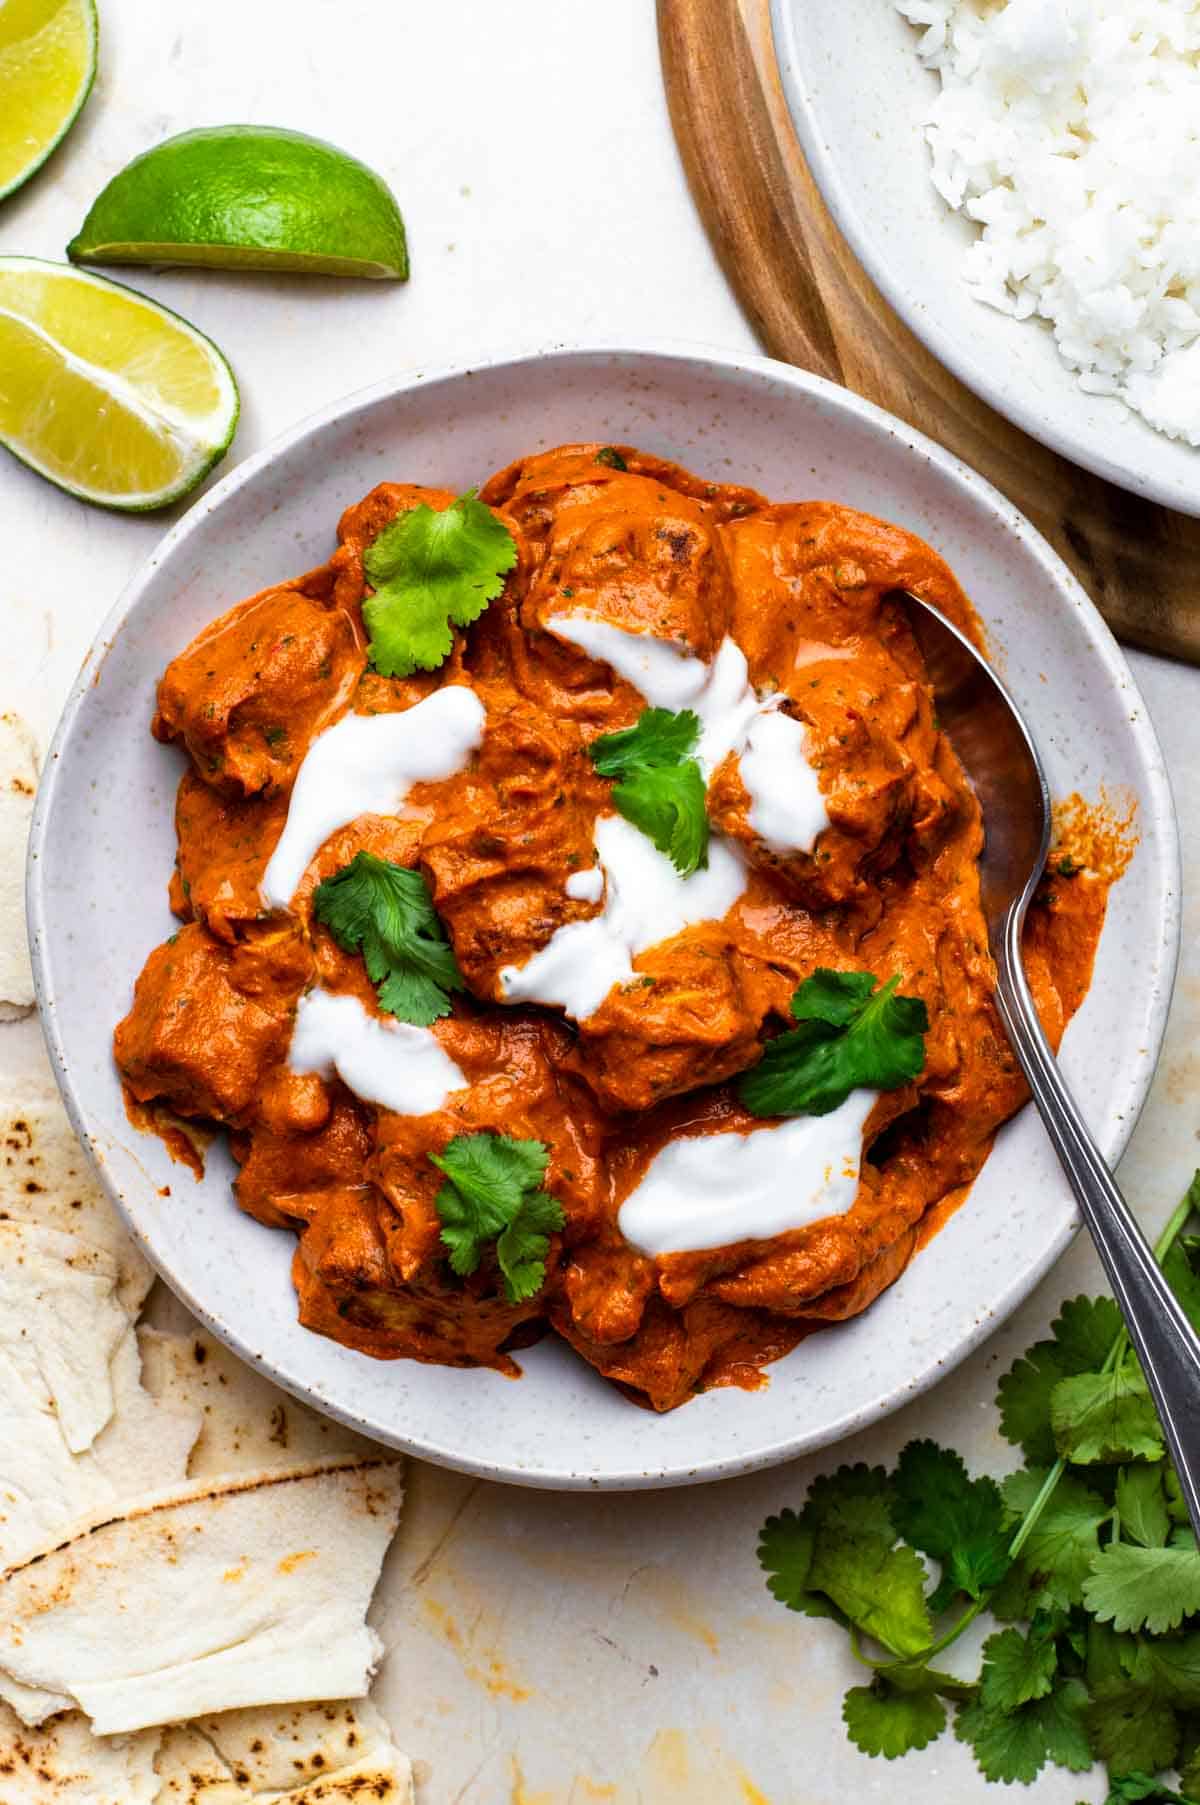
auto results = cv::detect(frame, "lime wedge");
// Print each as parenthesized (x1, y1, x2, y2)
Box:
(68, 125, 409, 279)
(0, 0, 97, 202)
(0, 257, 239, 511)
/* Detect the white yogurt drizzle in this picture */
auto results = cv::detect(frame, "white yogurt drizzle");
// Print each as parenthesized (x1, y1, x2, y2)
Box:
(618, 1089, 876, 1255)
(546, 614, 828, 849)
(288, 988, 466, 1116)
(260, 685, 486, 910)
(498, 615, 830, 1020)
(501, 812, 747, 1019)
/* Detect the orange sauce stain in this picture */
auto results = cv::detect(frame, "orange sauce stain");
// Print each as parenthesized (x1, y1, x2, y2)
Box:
(277, 1549, 316, 1574)
(1052, 786, 1138, 884)
(631, 1567, 722, 1656)
(423, 1595, 531, 1702)
(640, 1730, 775, 1803)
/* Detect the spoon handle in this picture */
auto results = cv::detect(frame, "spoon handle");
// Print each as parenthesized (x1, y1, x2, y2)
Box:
(994, 907, 1200, 1540)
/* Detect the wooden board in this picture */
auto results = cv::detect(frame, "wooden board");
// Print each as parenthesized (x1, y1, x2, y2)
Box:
(658, 0, 1200, 665)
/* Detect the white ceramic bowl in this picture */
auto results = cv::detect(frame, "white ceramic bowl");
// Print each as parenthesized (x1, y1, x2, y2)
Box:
(28, 344, 1179, 1489)
(772, 0, 1200, 518)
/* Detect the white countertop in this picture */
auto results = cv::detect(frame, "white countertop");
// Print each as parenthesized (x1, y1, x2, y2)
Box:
(3, 2, 1198, 1799)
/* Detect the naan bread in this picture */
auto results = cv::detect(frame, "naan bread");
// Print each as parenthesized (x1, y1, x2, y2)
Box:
(0, 1327, 198, 1572)
(0, 1457, 404, 1734)
(0, 1076, 152, 1316)
(154, 1698, 414, 1803)
(0, 1703, 160, 1803)
(0, 1697, 413, 1804)
(138, 1327, 378, 1475)
(0, 714, 37, 1022)
(0, 1221, 129, 1454)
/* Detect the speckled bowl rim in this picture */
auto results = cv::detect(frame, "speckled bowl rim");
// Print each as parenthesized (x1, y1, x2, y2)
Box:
(770, 0, 1200, 518)
(28, 340, 1181, 1489)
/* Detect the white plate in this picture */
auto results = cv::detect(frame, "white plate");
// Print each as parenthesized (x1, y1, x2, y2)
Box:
(28, 344, 1180, 1489)
(771, 0, 1200, 518)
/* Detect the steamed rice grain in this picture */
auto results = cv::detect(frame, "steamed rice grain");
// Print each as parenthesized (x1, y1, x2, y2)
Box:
(895, 0, 1200, 444)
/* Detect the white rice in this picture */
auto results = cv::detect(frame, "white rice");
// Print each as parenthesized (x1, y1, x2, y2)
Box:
(895, 0, 1200, 445)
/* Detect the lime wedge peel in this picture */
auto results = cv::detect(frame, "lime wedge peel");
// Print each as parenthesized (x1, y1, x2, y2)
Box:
(0, 258, 239, 512)
(68, 125, 409, 279)
(0, 0, 98, 203)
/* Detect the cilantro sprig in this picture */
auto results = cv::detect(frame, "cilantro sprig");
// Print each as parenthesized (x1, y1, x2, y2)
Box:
(758, 1170, 1200, 1801)
(362, 489, 517, 678)
(431, 1132, 565, 1304)
(587, 707, 709, 876)
(738, 968, 929, 1118)
(312, 851, 463, 1026)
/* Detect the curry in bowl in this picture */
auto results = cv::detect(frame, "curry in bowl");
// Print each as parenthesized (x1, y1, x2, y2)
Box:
(114, 444, 1108, 1411)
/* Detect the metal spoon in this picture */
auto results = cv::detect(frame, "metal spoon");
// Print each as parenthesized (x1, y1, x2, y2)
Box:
(896, 590, 1200, 1536)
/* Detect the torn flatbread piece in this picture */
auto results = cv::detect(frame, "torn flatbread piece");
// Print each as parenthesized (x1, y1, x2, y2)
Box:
(154, 1698, 414, 1803)
(0, 1696, 414, 1805)
(0, 1073, 152, 1317)
(0, 714, 37, 1022)
(0, 1221, 130, 1455)
(138, 1327, 378, 1476)
(0, 1456, 404, 1735)
(0, 1701, 160, 1804)
(0, 1325, 198, 1572)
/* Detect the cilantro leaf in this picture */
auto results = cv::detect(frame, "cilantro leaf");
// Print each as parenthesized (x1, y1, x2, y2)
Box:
(1051, 1366, 1165, 1465)
(1038, 1678, 1096, 1773)
(1118, 1464, 1172, 1550)
(312, 851, 463, 1025)
(758, 1509, 841, 1622)
(842, 1682, 946, 1758)
(760, 1466, 933, 1657)
(810, 1540, 933, 1661)
(1104, 1778, 1192, 1805)
(589, 708, 700, 775)
(978, 1627, 1059, 1713)
(801, 1462, 897, 1547)
(363, 489, 517, 678)
(430, 1133, 564, 1305)
(588, 708, 708, 876)
(1086, 1674, 1180, 1776)
(891, 1440, 1011, 1604)
(1001, 1468, 1109, 1610)
(496, 1188, 569, 1304)
(1128, 1633, 1200, 1710)
(997, 1295, 1125, 1464)
(1167, 1466, 1194, 1527)
(739, 969, 929, 1119)
(1161, 1238, 1200, 1340)
(956, 1678, 1092, 1783)
(595, 445, 628, 470)
(1083, 1546, 1200, 1636)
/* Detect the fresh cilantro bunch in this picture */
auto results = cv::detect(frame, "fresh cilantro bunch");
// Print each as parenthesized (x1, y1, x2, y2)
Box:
(431, 1132, 565, 1304)
(759, 1172, 1200, 1802)
(312, 851, 463, 1026)
(588, 707, 709, 877)
(739, 968, 930, 1117)
(363, 489, 517, 678)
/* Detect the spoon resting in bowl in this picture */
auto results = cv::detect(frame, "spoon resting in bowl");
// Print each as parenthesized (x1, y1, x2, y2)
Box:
(896, 590, 1200, 1537)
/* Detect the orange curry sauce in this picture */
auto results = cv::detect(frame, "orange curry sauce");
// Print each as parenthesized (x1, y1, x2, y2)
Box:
(114, 445, 1111, 1411)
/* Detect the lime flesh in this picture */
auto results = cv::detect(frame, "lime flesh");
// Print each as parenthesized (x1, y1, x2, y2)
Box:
(68, 125, 409, 279)
(0, 257, 239, 510)
(0, 0, 97, 201)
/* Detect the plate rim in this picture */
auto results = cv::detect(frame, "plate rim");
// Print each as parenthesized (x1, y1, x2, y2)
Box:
(27, 337, 1183, 1488)
(769, 0, 1200, 520)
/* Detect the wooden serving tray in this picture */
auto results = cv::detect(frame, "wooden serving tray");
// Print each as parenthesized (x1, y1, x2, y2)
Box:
(658, 0, 1200, 665)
